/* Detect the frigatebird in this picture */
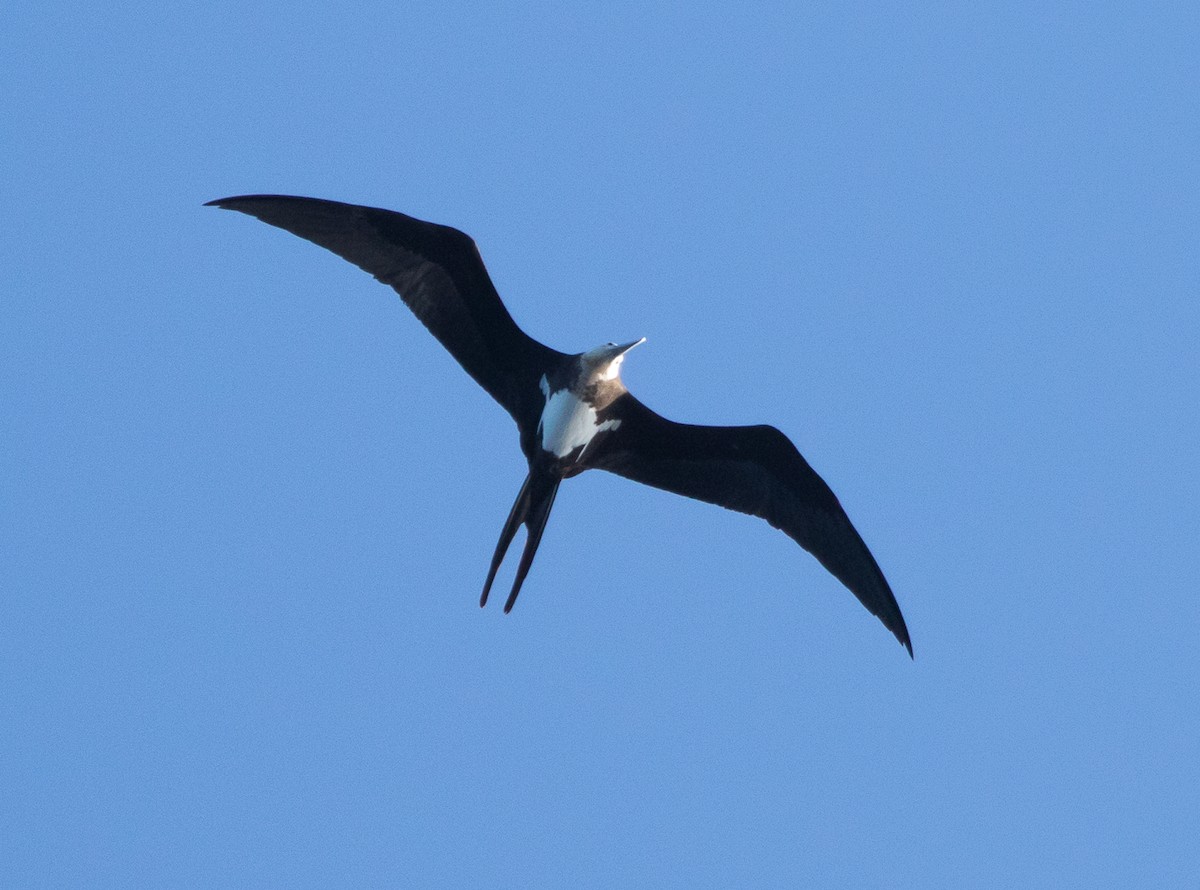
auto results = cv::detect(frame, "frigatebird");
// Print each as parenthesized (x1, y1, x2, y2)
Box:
(207, 194, 912, 656)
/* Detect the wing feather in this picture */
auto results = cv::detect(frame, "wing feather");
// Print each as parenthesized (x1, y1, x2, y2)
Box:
(589, 394, 912, 654)
(207, 194, 565, 429)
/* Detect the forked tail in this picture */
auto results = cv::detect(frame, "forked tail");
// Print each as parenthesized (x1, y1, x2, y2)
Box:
(479, 472, 561, 613)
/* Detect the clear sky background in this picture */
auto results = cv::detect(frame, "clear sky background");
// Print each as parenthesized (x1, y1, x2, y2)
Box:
(4, 2, 1198, 887)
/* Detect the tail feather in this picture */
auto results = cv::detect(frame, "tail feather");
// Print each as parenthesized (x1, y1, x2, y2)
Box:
(479, 473, 561, 612)
(504, 478, 560, 613)
(480, 475, 532, 607)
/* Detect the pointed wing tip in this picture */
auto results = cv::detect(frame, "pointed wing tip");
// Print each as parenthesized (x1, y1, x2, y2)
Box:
(888, 615, 913, 659)
(204, 194, 307, 210)
(889, 615, 913, 659)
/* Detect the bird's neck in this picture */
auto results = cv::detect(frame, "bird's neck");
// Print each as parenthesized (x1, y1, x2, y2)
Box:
(575, 374, 626, 410)
(574, 357, 627, 406)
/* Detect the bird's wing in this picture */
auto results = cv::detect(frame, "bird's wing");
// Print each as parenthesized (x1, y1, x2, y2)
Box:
(206, 195, 566, 429)
(587, 394, 912, 655)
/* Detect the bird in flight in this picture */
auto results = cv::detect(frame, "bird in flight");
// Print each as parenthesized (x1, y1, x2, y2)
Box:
(207, 195, 912, 656)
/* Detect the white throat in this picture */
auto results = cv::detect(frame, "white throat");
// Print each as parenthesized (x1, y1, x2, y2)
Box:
(598, 355, 626, 381)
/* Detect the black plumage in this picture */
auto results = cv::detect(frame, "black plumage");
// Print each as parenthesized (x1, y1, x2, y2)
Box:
(207, 194, 912, 656)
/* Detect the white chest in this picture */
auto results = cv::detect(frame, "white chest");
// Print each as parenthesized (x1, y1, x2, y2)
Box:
(538, 376, 621, 459)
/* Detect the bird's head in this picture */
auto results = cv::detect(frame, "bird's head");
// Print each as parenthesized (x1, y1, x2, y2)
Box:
(580, 338, 645, 382)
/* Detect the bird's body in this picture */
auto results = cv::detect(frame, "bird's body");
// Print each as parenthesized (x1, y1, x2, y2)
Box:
(207, 194, 913, 655)
(535, 343, 637, 465)
(538, 379, 617, 463)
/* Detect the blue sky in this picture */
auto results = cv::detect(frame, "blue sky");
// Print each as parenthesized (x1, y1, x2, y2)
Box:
(4, 2, 1198, 886)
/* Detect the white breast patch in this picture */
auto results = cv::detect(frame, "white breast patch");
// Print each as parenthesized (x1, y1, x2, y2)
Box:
(538, 376, 621, 459)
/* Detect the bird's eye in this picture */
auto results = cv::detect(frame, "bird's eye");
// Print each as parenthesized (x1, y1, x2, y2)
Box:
(606, 342, 616, 347)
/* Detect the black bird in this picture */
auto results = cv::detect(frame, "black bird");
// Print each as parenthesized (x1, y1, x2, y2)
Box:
(207, 195, 912, 656)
